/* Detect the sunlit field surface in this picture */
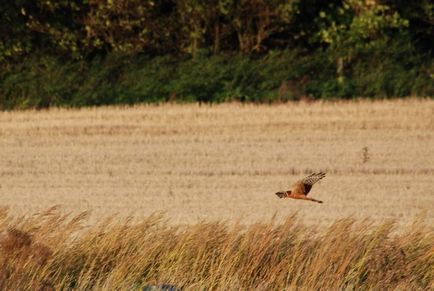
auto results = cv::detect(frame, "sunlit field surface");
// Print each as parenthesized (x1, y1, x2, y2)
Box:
(1, 99, 433, 227)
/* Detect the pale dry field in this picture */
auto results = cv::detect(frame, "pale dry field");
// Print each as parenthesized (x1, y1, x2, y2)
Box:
(0, 99, 433, 227)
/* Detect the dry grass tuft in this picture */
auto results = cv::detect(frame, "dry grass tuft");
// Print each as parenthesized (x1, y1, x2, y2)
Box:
(0, 208, 432, 290)
(0, 228, 32, 251)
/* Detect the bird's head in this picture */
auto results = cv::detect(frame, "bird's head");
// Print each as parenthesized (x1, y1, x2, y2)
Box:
(275, 190, 290, 198)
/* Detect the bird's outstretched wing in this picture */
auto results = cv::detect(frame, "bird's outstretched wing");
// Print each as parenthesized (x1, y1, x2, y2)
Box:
(291, 172, 326, 195)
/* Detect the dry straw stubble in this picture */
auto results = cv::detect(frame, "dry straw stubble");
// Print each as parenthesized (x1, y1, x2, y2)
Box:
(0, 99, 433, 226)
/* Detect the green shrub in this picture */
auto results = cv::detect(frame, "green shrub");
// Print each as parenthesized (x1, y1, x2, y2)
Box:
(0, 47, 432, 110)
(0, 56, 81, 109)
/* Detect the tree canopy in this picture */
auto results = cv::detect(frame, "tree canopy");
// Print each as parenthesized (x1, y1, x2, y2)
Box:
(0, 0, 432, 108)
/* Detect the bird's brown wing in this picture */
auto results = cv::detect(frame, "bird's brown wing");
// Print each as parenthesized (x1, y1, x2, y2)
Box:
(291, 172, 326, 195)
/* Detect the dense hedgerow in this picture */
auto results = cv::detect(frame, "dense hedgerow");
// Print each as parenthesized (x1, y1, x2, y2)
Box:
(1, 44, 432, 110)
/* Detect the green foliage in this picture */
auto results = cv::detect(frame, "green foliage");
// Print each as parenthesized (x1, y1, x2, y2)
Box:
(315, 0, 409, 52)
(353, 40, 433, 97)
(0, 55, 79, 109)
(0, 0, 433, 108)
(0, 0, 34, 64)
(385, 0, 434, 55)
(222, 0, 299, 53)
(2, 45, 431, 110)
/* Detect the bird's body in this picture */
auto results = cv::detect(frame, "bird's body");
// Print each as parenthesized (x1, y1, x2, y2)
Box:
(275, 172, 326, 203)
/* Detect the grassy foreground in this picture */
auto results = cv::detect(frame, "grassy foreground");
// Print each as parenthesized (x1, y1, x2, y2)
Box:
(0, 207, 433, 290)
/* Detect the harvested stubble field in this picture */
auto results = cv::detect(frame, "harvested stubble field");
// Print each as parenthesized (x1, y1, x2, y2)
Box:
(0, 99, 434, 227)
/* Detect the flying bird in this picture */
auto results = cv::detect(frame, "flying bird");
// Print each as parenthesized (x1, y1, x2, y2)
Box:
(275, 172, 326, 203)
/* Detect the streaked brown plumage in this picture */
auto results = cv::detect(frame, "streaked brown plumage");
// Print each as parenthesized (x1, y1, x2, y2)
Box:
(275, 172, 326, 203)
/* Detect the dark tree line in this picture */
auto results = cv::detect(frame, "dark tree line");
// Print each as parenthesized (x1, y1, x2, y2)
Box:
(2, 0, 432, 59)
(0, 0, 432, 108)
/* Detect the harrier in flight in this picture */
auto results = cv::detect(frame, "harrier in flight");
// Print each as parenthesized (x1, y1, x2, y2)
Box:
(275, 172, 326, 203)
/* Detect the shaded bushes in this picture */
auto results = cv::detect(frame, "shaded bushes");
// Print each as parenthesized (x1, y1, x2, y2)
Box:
(1, 45, 432, 110)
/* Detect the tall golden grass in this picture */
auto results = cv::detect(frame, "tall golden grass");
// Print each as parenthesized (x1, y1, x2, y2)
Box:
(0, 207, 433, 290)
